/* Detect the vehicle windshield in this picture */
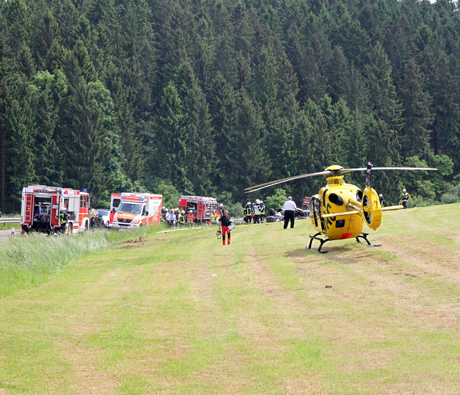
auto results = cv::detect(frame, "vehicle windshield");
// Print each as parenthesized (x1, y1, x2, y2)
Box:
(117, 203, 142, 214)
(97, 210, 109, 216)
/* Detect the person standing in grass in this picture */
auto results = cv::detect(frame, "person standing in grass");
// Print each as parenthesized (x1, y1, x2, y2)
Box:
(283, 196, 297, 229)
(244, 202, 252, 224)
(401, 189, 412, 209)
(218, 210, 232, 245)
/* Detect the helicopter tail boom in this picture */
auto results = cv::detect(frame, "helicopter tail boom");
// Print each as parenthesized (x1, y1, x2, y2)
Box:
(381, 205, 404, 211)
(321, 210, 361, 218)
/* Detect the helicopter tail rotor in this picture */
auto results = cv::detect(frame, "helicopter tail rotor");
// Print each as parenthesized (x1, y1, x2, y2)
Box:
(362, 187, 382, 230)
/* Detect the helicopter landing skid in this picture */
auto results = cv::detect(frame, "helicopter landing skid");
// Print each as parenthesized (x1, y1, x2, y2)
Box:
(306, 233, 330, 253)
(356, 232, 382, 247)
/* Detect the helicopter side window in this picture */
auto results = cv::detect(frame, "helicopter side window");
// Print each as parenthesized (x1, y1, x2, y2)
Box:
(356, 190, 363, 202)
(328, 193, 344, 206)
(336, 219, 345, 228)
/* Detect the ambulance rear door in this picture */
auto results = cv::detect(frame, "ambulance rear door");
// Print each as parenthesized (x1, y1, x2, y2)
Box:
(147, 195, 162, 224)
(110, 193, 122, 224)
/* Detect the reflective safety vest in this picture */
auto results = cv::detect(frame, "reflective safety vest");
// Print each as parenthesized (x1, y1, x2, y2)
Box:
(187, 213, 194, 222)
(211, 213, 217, 222)
(59, 213, 67, 225)
(402, 192, 409, 202)
(244, 207, 252, 217)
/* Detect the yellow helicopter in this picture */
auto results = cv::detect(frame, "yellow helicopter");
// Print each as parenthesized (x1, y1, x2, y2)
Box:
(245, 163, 437, 253)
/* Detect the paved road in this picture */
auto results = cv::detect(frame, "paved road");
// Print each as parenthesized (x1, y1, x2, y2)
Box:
(0, 228, 21, 241)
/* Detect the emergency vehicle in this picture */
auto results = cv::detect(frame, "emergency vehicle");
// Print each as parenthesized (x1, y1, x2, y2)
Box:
(21, 185, 91, 234)
(302, 197, 311, 213)
(177, 196, 221, 223)
(110, 192, 162, 228)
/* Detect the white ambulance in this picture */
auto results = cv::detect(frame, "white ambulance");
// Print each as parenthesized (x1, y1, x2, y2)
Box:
(110, 192, 162, 228)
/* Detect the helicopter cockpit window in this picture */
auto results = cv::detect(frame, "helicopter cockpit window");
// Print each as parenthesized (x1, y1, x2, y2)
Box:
(328, 193, 344, 206)
(311, 197, 321, 228)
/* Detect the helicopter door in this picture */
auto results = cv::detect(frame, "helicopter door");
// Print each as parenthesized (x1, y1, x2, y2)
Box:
(362, 186, 382, 230)
(311, 197, 323, 232)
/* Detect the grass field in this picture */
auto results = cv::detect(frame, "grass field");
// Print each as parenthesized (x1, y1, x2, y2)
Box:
(1, 205, 460, 394)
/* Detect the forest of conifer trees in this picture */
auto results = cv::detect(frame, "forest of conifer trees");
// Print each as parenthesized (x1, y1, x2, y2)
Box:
(1, 0, 460, 213)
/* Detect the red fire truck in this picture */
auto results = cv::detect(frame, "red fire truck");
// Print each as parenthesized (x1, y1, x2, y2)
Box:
(21, 185, 91, 234)
(177, 196, 221, 223)
(110, 192, 162, 228)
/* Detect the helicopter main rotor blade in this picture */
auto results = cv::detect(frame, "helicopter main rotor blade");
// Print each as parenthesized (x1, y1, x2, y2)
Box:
(339, 167, 438, 173)
(244, 171, 332, 193)
(370, 167, 438, 171)
(245, 166, 438, 194)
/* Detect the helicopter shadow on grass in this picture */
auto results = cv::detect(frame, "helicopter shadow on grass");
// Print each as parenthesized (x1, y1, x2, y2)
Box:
(285, 243, 374, 265)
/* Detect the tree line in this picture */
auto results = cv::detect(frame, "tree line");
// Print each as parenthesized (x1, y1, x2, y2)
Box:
(1, 0, 460, 213)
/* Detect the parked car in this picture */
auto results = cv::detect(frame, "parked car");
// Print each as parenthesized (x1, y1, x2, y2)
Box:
(96, 209, 110, 227)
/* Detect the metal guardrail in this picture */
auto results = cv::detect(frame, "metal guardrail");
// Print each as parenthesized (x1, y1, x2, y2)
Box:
(0, 218, 21, 227)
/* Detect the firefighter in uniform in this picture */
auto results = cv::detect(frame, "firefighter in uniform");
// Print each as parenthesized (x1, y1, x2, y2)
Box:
(211, 211, 218, 224)
(218, 210, 232, 246)
(218, 203, 225, 217)
(89, 208, 97, 228)
(187, 210, 195, 226)
(244, 202, 252, 224)
(379, 194, 386, 207)
(401, 189, 411, 209)
(253, 199, 261, 224)
(260, 200, 265, 223)
(58, 210, 69, 233)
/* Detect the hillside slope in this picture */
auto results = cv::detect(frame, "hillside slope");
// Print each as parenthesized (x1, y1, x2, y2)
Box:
(1, 204, 460, 394)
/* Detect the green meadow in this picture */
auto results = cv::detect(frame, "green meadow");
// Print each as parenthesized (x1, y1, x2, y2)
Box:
(1, 205, 460, 394)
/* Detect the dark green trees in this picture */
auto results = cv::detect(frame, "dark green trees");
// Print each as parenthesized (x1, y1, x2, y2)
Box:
(1, 0, 460, 212)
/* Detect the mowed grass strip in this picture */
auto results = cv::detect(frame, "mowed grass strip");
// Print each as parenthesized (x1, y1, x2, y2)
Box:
(1, 205, 460, 394)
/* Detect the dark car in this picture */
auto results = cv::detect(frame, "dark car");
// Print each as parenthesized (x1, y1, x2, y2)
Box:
(266, 208, 307, 223)
(95, 209, 110, 227)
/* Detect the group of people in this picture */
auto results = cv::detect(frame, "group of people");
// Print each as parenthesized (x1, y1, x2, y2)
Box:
(243, 199, 265, 224)
(159, 203, 227, 229)
(161, 208, 195, 228)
